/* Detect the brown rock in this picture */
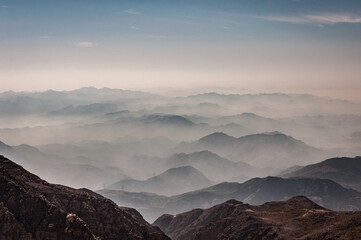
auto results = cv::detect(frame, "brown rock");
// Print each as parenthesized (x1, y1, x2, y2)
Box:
(154, 196, 361, 240)
(0, 155, 170, 240)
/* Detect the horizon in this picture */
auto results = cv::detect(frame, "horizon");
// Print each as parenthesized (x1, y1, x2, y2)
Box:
(1, 86, 360, 103)
(1, 0, 361, 101)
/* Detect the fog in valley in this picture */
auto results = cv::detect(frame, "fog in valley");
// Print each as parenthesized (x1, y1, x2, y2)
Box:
(0, 87, 360, 222)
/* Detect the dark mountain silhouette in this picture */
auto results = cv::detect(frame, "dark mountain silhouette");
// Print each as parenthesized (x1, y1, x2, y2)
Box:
(140, 114, 195, 127)
(176, 131, 326, 168)
(283, 156, 361, 191)
(213, 122, 252, 137)
(154, 196, 361, 240)
(0, 155, 169, 240)
(99, 176, 361, 222)
(108, 166, 213, 196)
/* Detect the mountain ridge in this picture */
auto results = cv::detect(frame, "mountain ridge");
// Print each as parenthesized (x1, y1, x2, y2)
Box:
(153, 196, 361, 240)
(0, 155, 169, 240)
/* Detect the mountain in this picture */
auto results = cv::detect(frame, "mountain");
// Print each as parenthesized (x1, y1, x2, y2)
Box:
(215, 112, 283, 132)
(0, 155, 169, 240)
(0, 140, 125, 189)
(282, 156, 361, 191)
(108, 166, 213, 196)
(49, 103, 118, 116)
(176, 131, 326, 168)
(140, 114, 195, 127)
(0, 87, 160, 116)
(0, 140, 16, 157)
(154, 196, 361, 240)
(99, 176, 361, 222)
(162, 151, 259, 182)
(124, 151, 260, 183)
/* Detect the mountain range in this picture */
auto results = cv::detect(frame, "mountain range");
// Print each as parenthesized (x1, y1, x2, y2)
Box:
(126, 150, 260, 183)
(99, 174, 361, 222)
(175, 131, 327, 168)
(108, 166, 213, 196)
(0, 140, 125, 189)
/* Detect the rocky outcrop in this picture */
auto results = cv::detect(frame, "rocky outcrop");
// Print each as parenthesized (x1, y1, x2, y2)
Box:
(154, 196, 361, 240)
(0, 155, 169, 240)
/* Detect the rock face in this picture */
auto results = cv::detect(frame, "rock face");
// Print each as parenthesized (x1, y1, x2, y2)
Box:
(154, 196, 361, 240)
(0, 155, 169, 240)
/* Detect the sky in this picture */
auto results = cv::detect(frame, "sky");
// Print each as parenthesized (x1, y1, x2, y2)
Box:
(1, 0, 361, 100)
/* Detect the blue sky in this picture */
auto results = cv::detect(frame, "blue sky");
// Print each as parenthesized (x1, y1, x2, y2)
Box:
(1, 0, 361, 100)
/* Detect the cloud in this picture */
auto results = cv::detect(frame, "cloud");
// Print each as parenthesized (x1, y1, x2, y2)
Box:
(254, 13, 361, 25)
(219, 25, 231, 30)
(71, 41, 93, 47)
(130, 25, 140, 30)
(125, 9, 142, 15)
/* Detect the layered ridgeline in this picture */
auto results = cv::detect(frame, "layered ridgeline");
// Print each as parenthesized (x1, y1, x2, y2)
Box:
(0, 140, 125, 190)
(175, 131, 327, 168)
(99, 175, 361, 222)
(0, 155, 169, 240)
(109, 166, 214, 196)
(154, 196, 361, 240)
(123, 150, 259, 183)
(282, 156, 361, 191)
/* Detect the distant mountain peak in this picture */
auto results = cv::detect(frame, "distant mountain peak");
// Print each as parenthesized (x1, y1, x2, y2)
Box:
(198, 132, 238, 143)
(141, 114, 194, 127)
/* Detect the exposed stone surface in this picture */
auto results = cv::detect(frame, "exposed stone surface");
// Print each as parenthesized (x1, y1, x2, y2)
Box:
(0, 155, 169, 240)
(154, 196, 361, 240)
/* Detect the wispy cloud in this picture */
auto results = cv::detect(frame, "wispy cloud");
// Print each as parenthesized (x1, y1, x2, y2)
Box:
(71, 41, 93, 47)
(125, 9, 142, 15)
(130, 25, 140, 31)
(254, 13, 361, 25)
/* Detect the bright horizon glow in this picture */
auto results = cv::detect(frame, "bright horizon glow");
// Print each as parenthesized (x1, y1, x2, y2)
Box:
(1, 0, 361, 101)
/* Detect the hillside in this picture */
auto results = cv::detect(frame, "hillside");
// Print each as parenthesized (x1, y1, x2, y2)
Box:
(282, 156, 361, 191)
(154, 196, 361, 240)
(0, 155, 169, 240)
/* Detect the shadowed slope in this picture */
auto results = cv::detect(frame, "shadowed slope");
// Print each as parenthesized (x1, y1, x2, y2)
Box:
(0, 155, 169, 240)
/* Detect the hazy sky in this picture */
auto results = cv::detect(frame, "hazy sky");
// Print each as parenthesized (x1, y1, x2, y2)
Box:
(1, 0, 361, 100)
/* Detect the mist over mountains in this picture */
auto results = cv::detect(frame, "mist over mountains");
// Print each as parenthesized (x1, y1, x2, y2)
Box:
(0, 87, 361, 239)
(99, 166, 361, 222)
(0, 88, 360, 189)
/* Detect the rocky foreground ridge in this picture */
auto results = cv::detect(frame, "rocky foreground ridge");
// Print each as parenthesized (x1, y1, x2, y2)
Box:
(154, 196, 361, 240)
(0, 155, 169, 240)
